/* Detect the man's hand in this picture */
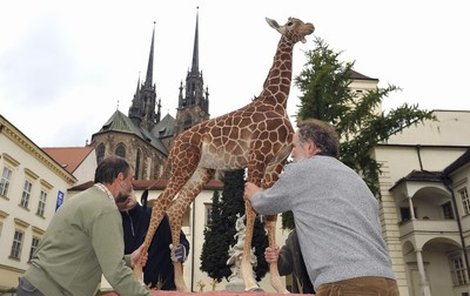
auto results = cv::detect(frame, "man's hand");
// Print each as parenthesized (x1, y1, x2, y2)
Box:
(131, 244, 148, 268)
(244, 182, 263, 202)
(264, 246, 280, 264)
(170, 244, 187, 263)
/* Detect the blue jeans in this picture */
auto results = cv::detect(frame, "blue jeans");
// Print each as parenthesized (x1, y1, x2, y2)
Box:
(16, 277, 44, 296)
(316, 276, 399, 296)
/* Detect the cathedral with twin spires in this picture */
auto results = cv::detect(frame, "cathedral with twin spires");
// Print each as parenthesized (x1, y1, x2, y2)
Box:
(90, 9, 210, 180)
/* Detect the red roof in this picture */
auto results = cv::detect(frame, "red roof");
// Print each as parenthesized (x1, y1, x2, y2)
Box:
(42, 146, 94, 174)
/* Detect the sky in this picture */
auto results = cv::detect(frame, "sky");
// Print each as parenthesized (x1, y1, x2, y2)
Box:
(1, 0, 468, 147)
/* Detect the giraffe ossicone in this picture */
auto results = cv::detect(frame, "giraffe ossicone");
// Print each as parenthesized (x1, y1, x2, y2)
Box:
(135, 16, 315, 293)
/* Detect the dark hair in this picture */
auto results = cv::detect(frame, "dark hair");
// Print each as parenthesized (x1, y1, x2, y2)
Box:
(94, 156, 131, 184)
(297, 119, 339, 158)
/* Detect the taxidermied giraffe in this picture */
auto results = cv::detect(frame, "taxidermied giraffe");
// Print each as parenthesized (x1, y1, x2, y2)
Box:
(136, 17, 314, 292)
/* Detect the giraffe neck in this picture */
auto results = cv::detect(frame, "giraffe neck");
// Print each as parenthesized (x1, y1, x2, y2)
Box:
(258, 37, 294, 109)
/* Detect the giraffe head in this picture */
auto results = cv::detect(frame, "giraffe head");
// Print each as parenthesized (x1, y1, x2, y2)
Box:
(265, 17, 315, 44)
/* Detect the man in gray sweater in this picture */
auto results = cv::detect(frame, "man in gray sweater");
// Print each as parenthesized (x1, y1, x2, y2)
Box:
(245, 119, 399, 295)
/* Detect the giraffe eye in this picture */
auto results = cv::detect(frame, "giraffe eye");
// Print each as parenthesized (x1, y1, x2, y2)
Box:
(287, 21, 293, 27)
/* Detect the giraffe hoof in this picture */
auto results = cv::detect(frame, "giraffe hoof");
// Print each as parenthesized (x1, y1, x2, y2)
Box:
(247, 287, 264, 292)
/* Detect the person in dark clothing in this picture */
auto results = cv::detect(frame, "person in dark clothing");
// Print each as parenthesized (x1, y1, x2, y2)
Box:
(265, 229, 315, 294)
(117, 190, 190, 290)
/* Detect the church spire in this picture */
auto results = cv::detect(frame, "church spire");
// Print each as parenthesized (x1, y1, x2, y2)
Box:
(191, 7, 199, 74)
(174, 7, 209, 136)
(129, 23, 158, 130)
(145, 21, 156, 87)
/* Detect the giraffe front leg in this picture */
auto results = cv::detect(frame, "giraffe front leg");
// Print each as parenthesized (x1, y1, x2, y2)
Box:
(263, 160, 290, 293)
(265, 214, 289, 293)
(240, 201, 261, 291)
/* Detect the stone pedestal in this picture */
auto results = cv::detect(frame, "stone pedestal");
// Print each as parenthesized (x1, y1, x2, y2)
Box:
(225, 276, 245, 291)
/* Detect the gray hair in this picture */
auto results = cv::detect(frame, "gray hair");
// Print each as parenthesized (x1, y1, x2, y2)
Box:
(94, 156, 131, 184)
(297, 119, 339, 158)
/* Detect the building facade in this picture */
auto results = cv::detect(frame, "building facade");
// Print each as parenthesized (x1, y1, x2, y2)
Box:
(0, 115, 76, 289)
(375, 110, 470, 296)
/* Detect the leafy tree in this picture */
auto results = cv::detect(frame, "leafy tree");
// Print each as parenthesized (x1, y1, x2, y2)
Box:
(200, 170, 269, 282)
(282, 37, 434, 229)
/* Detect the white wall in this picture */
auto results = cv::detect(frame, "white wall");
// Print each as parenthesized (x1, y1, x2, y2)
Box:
(0, 115, 76, 289)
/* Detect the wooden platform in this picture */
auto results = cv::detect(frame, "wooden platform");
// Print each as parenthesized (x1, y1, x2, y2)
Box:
(101, 290, 313, 296)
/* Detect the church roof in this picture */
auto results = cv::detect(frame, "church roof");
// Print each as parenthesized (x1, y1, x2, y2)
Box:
(42, 146, 94, 174)
(99, 110, 141, 134)
(94, 110, 168, 155)
(152, 113, 175, 139)
(350, 69, 378, 81)
(389, 170, 444, 191)
(444, 149, 470, 175)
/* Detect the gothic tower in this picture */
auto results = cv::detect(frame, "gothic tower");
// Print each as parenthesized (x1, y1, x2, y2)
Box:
(174, 8, 210, 135)
(129, 22, 162, 131)
(91, 23, 167, 180)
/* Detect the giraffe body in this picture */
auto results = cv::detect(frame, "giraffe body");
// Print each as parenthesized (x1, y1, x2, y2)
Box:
(136, 17, 314, 293)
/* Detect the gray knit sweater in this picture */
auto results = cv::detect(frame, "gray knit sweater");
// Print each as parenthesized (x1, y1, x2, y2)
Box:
(251, 155, 395, 289)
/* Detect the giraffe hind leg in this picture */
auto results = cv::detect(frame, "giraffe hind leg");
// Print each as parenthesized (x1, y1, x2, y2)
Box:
(135, 151, 201, 282)
(167, 167, 215, 291)
(134, 179, 188, 283)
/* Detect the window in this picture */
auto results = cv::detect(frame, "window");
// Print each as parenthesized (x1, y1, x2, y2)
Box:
(450, 254, 468, 286)
(135, 149, 141, 179)
(29, 237, 40, 262)
(442, 201, 455, 219)
(10, 230, 24, 259)
(0, 166, 13, 197)
(0, 211, 7, 239)
(183, 116, 192, 131)
(460, 187, 470, 215)
(96, 144, 105, 164)
(400, 207, 417, 222)
(20, 180, 33, 209)
(115, 143, 126, 158)
(36, 191, 47, 217)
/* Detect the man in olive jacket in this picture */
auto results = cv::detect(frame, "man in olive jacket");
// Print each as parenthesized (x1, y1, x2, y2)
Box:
(17, 157, 151, 296)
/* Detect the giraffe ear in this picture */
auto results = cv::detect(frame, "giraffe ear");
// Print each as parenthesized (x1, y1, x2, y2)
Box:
(265, 17, 280, 30)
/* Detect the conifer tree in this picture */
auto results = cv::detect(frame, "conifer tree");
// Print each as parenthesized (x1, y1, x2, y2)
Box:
(282, 37, 434, 229)
(200, 190, 230, 280)
(200, 170, 269, 282)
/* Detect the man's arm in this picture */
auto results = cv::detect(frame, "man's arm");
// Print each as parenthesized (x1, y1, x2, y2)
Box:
(244, 165, 295, 215)
(265, 245, 293, 277)
(92, 211, 150, 296)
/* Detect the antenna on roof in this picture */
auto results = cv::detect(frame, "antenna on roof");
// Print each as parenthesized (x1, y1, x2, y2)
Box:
(117, 100, 120, 110)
